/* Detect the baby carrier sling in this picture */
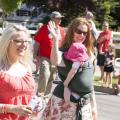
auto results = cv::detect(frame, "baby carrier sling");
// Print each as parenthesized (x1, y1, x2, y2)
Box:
(54, 53, 94, 94)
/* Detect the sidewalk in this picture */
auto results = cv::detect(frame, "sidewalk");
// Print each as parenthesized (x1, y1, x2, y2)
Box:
(94, 64, 118, 95)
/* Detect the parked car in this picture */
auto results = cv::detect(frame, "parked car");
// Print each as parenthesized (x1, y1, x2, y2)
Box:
(26, 23, 38, 30)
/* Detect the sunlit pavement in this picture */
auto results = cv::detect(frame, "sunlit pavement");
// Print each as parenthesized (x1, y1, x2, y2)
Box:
(96, 91, 120, 120)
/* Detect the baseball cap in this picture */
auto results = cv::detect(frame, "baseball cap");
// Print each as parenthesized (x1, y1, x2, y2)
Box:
(50, 11, 64, 18)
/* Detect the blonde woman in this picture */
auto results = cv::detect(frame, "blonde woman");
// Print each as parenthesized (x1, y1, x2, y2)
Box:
(0, 24, 36, 119)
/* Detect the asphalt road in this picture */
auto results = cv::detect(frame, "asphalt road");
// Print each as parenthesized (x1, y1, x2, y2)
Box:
(96, 92, 120, 120)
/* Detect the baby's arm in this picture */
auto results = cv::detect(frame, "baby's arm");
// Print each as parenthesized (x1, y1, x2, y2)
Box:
(63, 62, 81, 87)
(63, 62, 80, 104)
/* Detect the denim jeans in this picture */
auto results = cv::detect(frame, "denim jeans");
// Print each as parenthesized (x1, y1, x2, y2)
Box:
(37, 57, 56, 95)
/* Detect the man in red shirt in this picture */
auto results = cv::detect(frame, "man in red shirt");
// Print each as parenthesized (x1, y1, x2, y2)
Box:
(97, 21, 112, 83)
(33, 11, 65, 96)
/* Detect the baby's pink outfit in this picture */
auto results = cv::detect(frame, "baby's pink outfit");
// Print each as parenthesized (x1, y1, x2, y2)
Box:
(64, 42, 88, 62)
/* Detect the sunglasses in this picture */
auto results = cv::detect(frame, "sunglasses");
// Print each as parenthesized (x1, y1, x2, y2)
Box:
(13, 39, 31, 45)
(75, 29, 87, 36)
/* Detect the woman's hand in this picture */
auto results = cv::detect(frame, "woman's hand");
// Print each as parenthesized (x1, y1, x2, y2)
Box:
(11, 105, 33, 116)
(92, 108, 97, 120)
(90, 92, 97, 120)
(64, 87, 71, 104)
(48, 21, 61, 41)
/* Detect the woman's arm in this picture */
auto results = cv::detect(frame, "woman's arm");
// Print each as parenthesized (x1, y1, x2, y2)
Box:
(98, 32, 111, 44)
(33, 42, 39, 59)
(50, 38, 60, 65)
(0, 104, 32, 116)
(90, 90, 97, 120)
(0, 104, 15, 113)
(48, 21, 62, 65)
(97, 36, 106, 43)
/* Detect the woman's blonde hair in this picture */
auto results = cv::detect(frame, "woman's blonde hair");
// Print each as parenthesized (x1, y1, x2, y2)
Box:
(61, 17, 92, 56)
(0, 24, 31, 68)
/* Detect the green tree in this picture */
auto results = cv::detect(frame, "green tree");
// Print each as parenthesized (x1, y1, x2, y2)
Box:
(11, 0, 120, 30)
(95, 0, 119, 29)
(0, 0, 23, 15)
(26, 0, 97, 26)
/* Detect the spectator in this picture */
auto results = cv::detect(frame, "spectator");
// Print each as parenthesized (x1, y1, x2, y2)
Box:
(117, 76, 120, 96)
(0, 24, 36, 119)
(37, 23, 43, 30)
(32, 23, 43, 74)
(97, 21, 112, 83)
(103, 44, 115, 88)
(114, 58, 120, 96)
(88, 20, 97, 74)
(85, 11, 98, 74)
(85, 11, 98, 41)
(33, 11, 65, 96)
(43, 17, 97, 120)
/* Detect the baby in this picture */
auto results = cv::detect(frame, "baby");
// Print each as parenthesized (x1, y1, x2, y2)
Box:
(63, 42, 89, 103)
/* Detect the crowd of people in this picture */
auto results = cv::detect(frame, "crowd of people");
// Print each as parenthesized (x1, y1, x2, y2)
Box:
(97, 21, 115, 88)
(0, 10, 120, 119)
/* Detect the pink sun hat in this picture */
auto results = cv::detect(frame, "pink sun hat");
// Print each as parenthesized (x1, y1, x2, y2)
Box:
(64, 42, 89, 62)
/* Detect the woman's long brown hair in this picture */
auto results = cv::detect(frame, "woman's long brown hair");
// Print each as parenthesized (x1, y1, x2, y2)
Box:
(61, 17, 93, 56)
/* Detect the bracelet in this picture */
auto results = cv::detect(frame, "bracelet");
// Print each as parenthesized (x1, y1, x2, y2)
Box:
(2, 105, 8, 114)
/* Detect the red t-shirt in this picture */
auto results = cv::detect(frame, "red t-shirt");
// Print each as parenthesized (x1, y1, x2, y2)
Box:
(98, 30, 111, 52)
(34, 24, 65, 59)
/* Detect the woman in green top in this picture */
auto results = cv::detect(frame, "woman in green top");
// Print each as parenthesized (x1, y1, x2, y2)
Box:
(42, 17, 97, 120)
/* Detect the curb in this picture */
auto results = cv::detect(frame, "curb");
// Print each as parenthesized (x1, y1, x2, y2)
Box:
(94, 85, 118, 95)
